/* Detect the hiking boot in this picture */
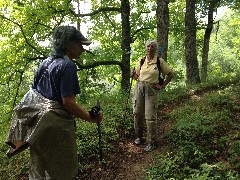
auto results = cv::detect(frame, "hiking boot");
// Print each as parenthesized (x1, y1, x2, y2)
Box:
(134, 138, 143, 145)
(144, 144, 155, 152)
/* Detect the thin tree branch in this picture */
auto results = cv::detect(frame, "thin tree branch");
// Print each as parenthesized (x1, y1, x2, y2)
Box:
(131, 26, 156, 43)
(0, 14, 45, 56)
(103, 11, 117, 35)
(69, 7, 121, 17)
(74, 60, 122, 71)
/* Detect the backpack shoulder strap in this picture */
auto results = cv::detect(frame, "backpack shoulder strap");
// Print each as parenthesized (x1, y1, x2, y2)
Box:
(140, 56, 145, 66)
(140, 56, 146, 70)
(157, 56, 161, 72)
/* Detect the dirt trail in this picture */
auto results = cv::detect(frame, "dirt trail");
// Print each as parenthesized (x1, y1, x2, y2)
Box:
(81, 91, 200, 180)
(80, 102, 180, 180)
(74, 86, 213, 180)
(104, 118, 173, 180)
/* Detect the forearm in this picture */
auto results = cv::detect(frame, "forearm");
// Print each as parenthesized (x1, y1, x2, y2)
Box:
(64, 102, 91, 122)
(154, 71, 174, 90)
(62, 96, 100, 123)
(161, 72, 173, 88)
(133, 73, 139, 80)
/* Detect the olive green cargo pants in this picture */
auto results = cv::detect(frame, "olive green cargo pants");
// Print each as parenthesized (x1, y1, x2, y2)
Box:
(29, 146, 51, 180)
(132, 81, 158, 145)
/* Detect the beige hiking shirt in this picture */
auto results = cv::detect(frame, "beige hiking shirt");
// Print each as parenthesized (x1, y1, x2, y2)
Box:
(135, 55, 172, 84)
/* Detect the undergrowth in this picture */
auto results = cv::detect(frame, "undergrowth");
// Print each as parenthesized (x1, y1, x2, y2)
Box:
(146, 83, 240, 179)
(0, 77, 239, 179)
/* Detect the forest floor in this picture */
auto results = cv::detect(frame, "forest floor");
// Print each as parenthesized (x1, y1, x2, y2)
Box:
(80, 79, 240, 180)
(98, 110, 174, 180)
(78, 91, 197, 180)
(96, 81, 240, 180)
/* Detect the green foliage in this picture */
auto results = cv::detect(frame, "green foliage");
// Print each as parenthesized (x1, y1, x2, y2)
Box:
(0, 143, 29, 179)
(0, 0, 76, 124)
(146, 82, 240, 179)
(147, 156, 240, 180)
(228, 140, 240, 170)
(207, 10, 240, 81)
(0, 0, 240, 178)
(146, 152, 185, 179)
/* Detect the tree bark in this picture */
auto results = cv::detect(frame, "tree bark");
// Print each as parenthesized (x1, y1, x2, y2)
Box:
(185, 0, 201, 84)
(156, 0, 169, 60)
(120, 0, 131, 91)
(201, 0, 220, 82)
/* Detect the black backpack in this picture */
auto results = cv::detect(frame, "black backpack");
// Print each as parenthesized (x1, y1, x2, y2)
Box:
(140, 56, 164, 85)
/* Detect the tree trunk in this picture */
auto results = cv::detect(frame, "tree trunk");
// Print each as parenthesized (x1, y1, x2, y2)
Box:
(156, 0, 169, 60)
(120, 0, 131, 91)
(185, 0, 201, 84)
(201, 0, 220, 82)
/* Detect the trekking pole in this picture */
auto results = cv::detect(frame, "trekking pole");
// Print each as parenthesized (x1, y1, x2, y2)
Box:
(97, 122, 103, 180)
(89, 100, 103, 179)
(123, 67, 135, 123)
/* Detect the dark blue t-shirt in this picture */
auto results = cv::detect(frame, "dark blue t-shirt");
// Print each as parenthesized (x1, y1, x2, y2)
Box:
(32, 56, 80, 102)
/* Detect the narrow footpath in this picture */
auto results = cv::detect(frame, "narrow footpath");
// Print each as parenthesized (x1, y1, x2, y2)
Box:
(78, 99, 183, 180)
(77, 85, 219, 180)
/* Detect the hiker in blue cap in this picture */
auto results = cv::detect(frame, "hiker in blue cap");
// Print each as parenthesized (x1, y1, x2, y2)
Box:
(6, 25, 102, 179)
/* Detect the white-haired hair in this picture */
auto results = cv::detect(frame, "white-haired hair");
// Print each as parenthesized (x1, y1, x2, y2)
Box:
(145, 39, 158, 50)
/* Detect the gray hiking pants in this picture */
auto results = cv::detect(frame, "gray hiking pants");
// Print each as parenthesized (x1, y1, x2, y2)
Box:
(132, 81, 158, 144)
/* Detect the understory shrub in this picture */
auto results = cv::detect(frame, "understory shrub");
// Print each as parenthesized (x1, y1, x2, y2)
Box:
(146, 84, 240, 179)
